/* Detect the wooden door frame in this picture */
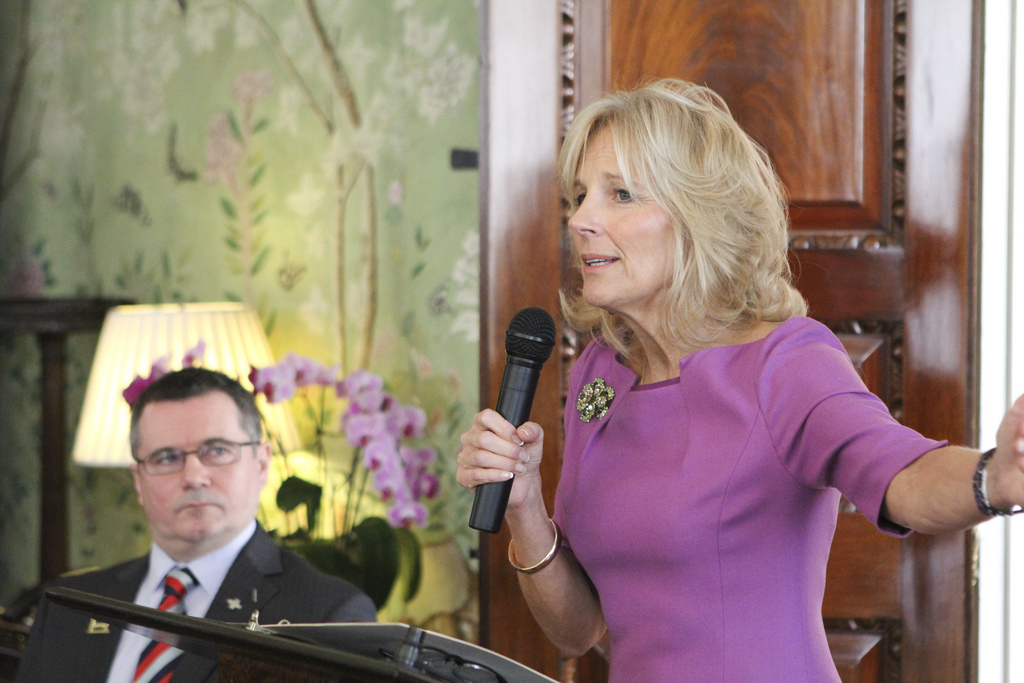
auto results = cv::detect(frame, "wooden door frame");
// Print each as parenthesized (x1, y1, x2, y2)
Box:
(477, 0, 565, 675)
(900, 1, 984, 680)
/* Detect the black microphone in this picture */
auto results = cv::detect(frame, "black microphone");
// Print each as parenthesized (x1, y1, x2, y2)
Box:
(469, 307, 556, 533)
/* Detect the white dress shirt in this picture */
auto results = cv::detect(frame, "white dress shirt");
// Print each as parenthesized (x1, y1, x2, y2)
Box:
(104, 521, 257, 683)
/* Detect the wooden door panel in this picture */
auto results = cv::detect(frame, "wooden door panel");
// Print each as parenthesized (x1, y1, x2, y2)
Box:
(613, 0, 889, 233)
(840, 333, 888, 403)
(824, 513, 902, 619)
(792, 249, 905, 321)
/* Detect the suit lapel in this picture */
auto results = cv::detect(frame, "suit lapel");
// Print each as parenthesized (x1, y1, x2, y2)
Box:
(171, 527, 283, 682)
(205, 526, 283, 623)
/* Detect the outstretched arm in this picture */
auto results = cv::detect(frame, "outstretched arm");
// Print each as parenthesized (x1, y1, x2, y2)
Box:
(884, 394, 1024, 533)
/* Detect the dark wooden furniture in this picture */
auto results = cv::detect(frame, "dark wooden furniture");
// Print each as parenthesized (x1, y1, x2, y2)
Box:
(0, 298, 128, 581)
(478, 1, 982, 681)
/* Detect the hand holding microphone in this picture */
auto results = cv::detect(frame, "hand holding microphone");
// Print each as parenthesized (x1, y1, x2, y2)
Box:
(467, 307, 556, 533)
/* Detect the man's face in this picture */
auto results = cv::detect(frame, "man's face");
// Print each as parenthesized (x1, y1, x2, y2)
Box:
(131, 392, 270, 563)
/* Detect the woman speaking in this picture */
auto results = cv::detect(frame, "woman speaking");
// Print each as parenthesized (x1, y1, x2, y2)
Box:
(457, 79, 1024, 682)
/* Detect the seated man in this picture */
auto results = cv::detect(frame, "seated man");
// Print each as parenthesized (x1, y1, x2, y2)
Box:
(16, 367, 377, 683)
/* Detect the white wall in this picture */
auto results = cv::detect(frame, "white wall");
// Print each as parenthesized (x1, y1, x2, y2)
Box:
(979, 2, 1024, 680)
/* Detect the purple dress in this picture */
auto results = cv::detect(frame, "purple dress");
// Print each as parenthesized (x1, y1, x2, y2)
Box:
(553, 317, 944, 682)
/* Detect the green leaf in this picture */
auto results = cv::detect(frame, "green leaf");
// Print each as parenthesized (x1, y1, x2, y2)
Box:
(411, 262, 425, 278)
(415, 226, 430, 250)
(351, 517, 400, 609)
(276, 476, 323, 531)
(224, 291, 242, 303)
(446, 402, 465, 437)
(253, 210, 269, 225)
(220, 197, 238, 219)
(227, 111, 243, 143)
(250, 164, 266, 186)
(252, 246, 271, 275)
(224, 236, 240, 251)
(253, 118, 270, 134)
(393, 527, 423, 602)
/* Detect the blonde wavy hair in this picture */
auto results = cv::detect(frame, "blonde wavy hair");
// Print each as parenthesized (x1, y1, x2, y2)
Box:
(559, 79, 807, 362)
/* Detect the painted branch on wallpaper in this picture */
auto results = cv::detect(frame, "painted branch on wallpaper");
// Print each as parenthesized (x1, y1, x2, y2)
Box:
(205, 70, 274, 314)
(0, 0, 43, 208)
(302, 0, 379, 374)
(227, 0, 379, 374)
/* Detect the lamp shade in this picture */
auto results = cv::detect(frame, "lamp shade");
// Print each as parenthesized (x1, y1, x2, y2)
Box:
(72, 302, 301, 466)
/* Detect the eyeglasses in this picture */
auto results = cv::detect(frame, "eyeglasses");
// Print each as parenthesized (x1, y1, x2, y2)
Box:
(134, 439, 260, 475)
(379, 646, 506, 683)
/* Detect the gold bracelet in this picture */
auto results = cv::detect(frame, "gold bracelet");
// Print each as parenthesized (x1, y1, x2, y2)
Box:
(508, 518, 562, 574)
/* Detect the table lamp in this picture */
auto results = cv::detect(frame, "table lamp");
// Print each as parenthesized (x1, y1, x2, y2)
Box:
(73, 302, 300, 467)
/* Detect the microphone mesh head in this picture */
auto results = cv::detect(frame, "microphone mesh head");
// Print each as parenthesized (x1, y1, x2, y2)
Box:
(505, 307, 556, 362)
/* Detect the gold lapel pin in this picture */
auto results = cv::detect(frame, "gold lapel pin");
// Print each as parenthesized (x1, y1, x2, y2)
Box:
(86, 618, 110, 634)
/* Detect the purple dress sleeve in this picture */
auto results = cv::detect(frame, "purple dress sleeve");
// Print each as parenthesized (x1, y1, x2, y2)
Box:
(757, 319, 945, 533)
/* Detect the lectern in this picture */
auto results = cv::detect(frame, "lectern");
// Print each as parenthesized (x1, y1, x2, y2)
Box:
(44, 587, 557, 683)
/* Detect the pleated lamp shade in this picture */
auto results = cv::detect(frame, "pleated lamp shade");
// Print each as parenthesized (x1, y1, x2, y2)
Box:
(72, 302, 301, 466)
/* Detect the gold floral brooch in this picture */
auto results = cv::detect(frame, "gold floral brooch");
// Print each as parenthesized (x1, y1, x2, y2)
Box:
(577, 378, 614, 423)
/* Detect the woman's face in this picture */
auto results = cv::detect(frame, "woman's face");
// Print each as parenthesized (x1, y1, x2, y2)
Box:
(568, 128, 677, 329)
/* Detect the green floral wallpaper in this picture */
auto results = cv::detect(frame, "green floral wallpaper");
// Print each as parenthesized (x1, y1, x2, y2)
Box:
(0, 0, 480, 633)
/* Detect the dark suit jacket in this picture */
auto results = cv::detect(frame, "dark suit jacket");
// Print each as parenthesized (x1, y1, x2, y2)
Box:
(15, 525, 377, 682)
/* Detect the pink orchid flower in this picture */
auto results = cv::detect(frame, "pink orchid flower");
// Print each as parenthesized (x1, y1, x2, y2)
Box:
(249, 363, 297, 404)
(386, 404, 427, 439)
(362, 438, 398, 472)
(181, 340, 207, 367)
(122, 356, 171, 406)
(283, 353, 337, 388)
(387, 498, 429, 528)
(373, 464, 409, 502)
(343, 411, 388, 448)
(338, 370, 386, 412)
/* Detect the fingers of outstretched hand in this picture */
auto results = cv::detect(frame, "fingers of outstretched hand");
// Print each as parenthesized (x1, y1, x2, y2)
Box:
(990, 395, 1024, 511)
(998, 394, 1024, 463)
(1014, 394, 1024, 455)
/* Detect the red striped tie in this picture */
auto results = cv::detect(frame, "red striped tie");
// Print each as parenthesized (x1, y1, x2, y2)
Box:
(133, 567, 197, 683)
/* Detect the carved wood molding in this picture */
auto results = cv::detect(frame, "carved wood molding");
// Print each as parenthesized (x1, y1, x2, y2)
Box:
(560, 0, 582, 417)
(790, 0, 907, 251)
(560, 0, 578, 138)
(892, 0, 908, 244)
(824, 617, 902, 683)
(830, 320, 905, 423)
